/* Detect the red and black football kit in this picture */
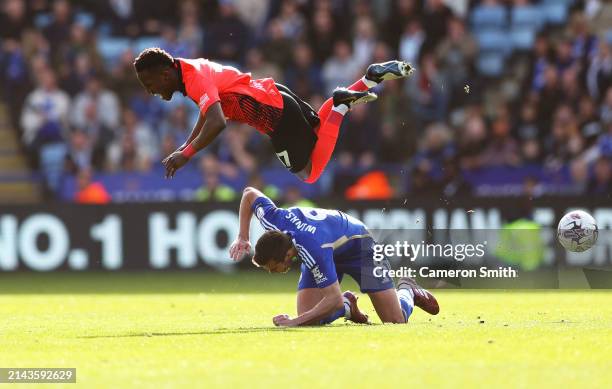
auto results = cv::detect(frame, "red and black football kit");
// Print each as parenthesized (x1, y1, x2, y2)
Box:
(176, 57, 369, 183)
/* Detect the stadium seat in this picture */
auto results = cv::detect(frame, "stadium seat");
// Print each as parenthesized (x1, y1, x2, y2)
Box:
(510, 6, 543, 50)
(510, 29, 536, 51)
(97, 37, 132, 65)
(33, 13, 52, 29)
(74, 12, 95, 29)
(475, 30, 510, 76)
(476, 30, 511, 55)
(471, 5, 508, 32)
(476, 53, 505, 77)
(540, 1, 570, 25)
(133, 37, 165, 55)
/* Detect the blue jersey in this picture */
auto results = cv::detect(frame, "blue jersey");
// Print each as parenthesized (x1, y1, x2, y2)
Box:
(252, 196, 371, 288)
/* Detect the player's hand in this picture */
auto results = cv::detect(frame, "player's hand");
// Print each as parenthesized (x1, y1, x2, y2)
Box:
(162, 152, 189, 179)
(272, 314, 295, 327)
(229, 237, 251, 261)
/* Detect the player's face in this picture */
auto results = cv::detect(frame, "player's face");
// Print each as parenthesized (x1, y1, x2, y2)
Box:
(136, 68, 174, 101)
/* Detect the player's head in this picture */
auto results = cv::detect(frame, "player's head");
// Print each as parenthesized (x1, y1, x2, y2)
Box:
(252, 231, 297, 273)
(133, 47, 177, 101)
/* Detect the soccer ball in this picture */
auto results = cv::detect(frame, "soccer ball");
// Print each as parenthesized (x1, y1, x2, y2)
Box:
(557, 210, 598, 252)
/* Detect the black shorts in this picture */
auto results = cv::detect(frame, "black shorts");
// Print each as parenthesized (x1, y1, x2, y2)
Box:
(269, 84, 320, 173)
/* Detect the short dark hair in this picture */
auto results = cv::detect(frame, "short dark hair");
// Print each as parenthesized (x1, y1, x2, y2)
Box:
(133, 47, 174, 72)
(253, 231, 293, 267)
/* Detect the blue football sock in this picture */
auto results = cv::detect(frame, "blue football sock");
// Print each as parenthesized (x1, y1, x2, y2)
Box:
(397, 289, 414, 323)
(319, 296, 350, 325)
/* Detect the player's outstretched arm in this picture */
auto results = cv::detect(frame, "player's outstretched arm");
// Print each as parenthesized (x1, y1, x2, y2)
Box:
(162, 102, 227, 178)
(177, 110, 206, 151)
(229, 187, 266, 261)
(273, 282, 344, 327)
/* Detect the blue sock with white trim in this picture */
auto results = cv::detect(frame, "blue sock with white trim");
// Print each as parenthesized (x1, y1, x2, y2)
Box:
(397, 289, 414, 323)
(319, 296, 350, 324)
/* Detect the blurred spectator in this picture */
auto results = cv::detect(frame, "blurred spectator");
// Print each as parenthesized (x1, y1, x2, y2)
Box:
(601, 87, 612, 124)
(398, 19, 425, 67)
(66, 129, 92, 172)
(337, 103, 381, 165)
(232, 0, 270, 32)
(44, 0, 73, 58)
(195, 155, 237, 202)
(91, 0, 141, 37)
(74, 168, 111, 204)
(586, 39, 612, 101)
(410, 122, 455, 192)
(421, 0, 454, 52)
(435, 17, 476, 109)
(159, 105, 191, 149)
(569, 13, 598, 62)
(529, 34, 554, 92)
(107, 109, 157, 172)
(535, 65, 563, 131)
(0, 0, 29, 40)
(322, 40, 362, 95)
(20, 68, 70, 195)
(248, 173, 280, 200)
(544, 105, 584, 167)
(407, 54, 448, 124)
(275, 0, 306, 40)
(245, 48, 282, 83)
(480, 114, 522, 167)
(20, 68, 70, 153)
(160, 24, 194, 58)
(570, 158, 589, 193)
(129, 90, 166, 134)
(587, 156, 612, 194)
(307, 8, 338, 63)
(108, 48, 142, 100)
(284, 42, 324, 97)
(281, 185, 315, 208)
(206, 0, 249, 64)
(352, 16, 376, 68)
(457, 113, 487, 170)
(71, 76, 120, 130)
(1, 37, 31, 129)
(177, 1, 204, 55)
(578, 95, 603, 150)
(441, 157, 472, 198)
(261, 19, 294, 69)
(384, 0, 420, 51)
(58, 23, 104, 95)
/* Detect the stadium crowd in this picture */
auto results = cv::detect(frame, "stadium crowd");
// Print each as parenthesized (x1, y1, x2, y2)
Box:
(0, 0, 611, 201)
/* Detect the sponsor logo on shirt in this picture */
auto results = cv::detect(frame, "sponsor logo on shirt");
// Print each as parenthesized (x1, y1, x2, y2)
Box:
(199, 94, 210, 109)
(250, 80, 265, 92)
(311, 265, 328, 285)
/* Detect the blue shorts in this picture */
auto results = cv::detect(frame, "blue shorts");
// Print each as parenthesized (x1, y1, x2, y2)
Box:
(297, 238, 395, 293)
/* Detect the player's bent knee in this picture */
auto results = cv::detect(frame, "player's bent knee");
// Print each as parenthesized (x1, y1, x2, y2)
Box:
(379, 312, 407, 324)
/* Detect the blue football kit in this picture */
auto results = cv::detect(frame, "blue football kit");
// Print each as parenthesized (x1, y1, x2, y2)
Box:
(252, 196, 394, 292)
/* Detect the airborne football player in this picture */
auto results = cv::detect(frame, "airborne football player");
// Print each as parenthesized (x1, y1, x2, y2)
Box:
(133, 48, 412, 183)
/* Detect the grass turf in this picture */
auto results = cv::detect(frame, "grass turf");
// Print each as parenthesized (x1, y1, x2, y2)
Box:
(0, 272, 610, 388)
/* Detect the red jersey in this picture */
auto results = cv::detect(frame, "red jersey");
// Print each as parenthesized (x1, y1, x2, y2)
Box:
(176, 58, 284, 135)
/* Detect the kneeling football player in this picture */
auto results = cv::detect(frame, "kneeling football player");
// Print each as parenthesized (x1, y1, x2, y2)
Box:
(229, 187, 440, 326)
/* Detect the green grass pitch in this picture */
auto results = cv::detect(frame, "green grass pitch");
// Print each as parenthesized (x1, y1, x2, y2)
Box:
(0, 272, 610, 388)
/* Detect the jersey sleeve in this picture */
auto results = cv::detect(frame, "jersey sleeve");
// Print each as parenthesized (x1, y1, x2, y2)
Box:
(185, 64, 221, 115)
(252, 196, 287, 231)
(294, 234, 337, 288)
